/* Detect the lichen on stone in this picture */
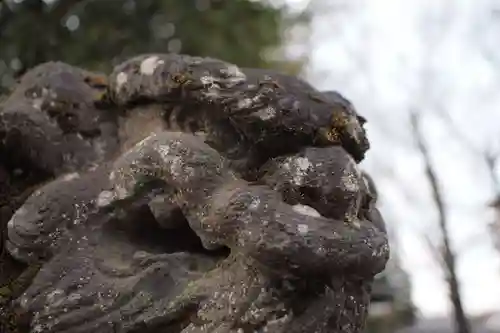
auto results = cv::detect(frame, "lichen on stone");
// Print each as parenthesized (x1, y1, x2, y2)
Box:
(0, 54, 388, 333)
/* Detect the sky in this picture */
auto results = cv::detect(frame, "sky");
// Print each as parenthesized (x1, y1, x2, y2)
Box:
(285, 0, 500, 318)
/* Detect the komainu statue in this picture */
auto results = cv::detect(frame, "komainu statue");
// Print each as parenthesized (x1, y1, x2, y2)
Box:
(0, 54, 389, 333)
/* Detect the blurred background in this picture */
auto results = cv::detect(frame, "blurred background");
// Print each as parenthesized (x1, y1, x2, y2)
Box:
(1, 0, 499, 332)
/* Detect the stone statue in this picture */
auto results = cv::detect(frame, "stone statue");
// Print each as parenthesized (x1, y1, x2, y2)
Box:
(0, 54, 389, 333)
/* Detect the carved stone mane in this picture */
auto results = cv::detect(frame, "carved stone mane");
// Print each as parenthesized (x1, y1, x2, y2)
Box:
(0, 54, 389, 333)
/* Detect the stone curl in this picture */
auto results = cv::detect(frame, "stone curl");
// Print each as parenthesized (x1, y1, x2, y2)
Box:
(0, 53, 389, 333)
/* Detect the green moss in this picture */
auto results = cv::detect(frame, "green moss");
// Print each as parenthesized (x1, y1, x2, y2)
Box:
(0, 263, 41, 333)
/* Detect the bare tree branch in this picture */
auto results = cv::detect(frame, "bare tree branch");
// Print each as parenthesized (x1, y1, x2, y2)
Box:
(420, 231, 447, 269)
(410, 109, 471, 333)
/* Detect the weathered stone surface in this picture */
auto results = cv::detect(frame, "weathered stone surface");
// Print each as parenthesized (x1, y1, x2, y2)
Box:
(6, 168, 110, 264)
(0, 54, 389, 333)
(262, 146, 364, 221)
(108, 54, 369, 175)
(0, 62, 119, 176)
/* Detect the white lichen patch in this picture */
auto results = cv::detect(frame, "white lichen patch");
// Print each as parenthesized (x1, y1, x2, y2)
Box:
(237, 98, 253, 110)
(132, 250, 150, 260)
(248, 197, 261, 210)
(67, 292, 82, 303)
(346, 117, 363, 143)
(236, 93, 263, 110)
(225, 64, 245, 79)
(297, 223, 309, 235)
(33, 324, 44, 333)
(200, 75, 216, 86)
(73, 202, 89, 225)
(114, 184, 130, 200)
(283, 156, 312, 185)
(19, 295, 29, 308)
(140, 56, 165, 75)
(169, 156, 183, 177)
(116, 72, 128, 91)
(96, 190, 115, 207)
(32, 98, 44, 110)
(314, 245, 328, 256)
(46, 289, 65, 304)
(157, 144, 171, 161)
(61, 172, 80, 181)
(252, 106, 276, 120)
(342, 159, 361, 193)
(296, 157, 312, 171)
(292, 204, 321, 218)
(200, 75, 222, 98)
(372, 242, 389, 258)
(222, 64, 246, 87)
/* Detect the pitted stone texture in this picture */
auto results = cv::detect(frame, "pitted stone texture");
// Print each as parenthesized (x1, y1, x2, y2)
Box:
(261, 146, 364, 221)
(6, 168, 111, 264)
(1, 55, 388, 333)
(18, 242, 219, 333)
(106, 132, 388, 276)
(0, 62, 119, 176)
(99, 133, 386, 332)
(108, 131, 234, 251)
(11, 164, 225, 333)
(109, 54, 246, 106)
(236, 70, 369, 163)
(108, 54, 369, 175)
(9, 130, 388, 332)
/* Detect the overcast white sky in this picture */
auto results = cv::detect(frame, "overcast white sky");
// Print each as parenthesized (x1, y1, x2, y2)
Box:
(286, 0, 500, 318)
